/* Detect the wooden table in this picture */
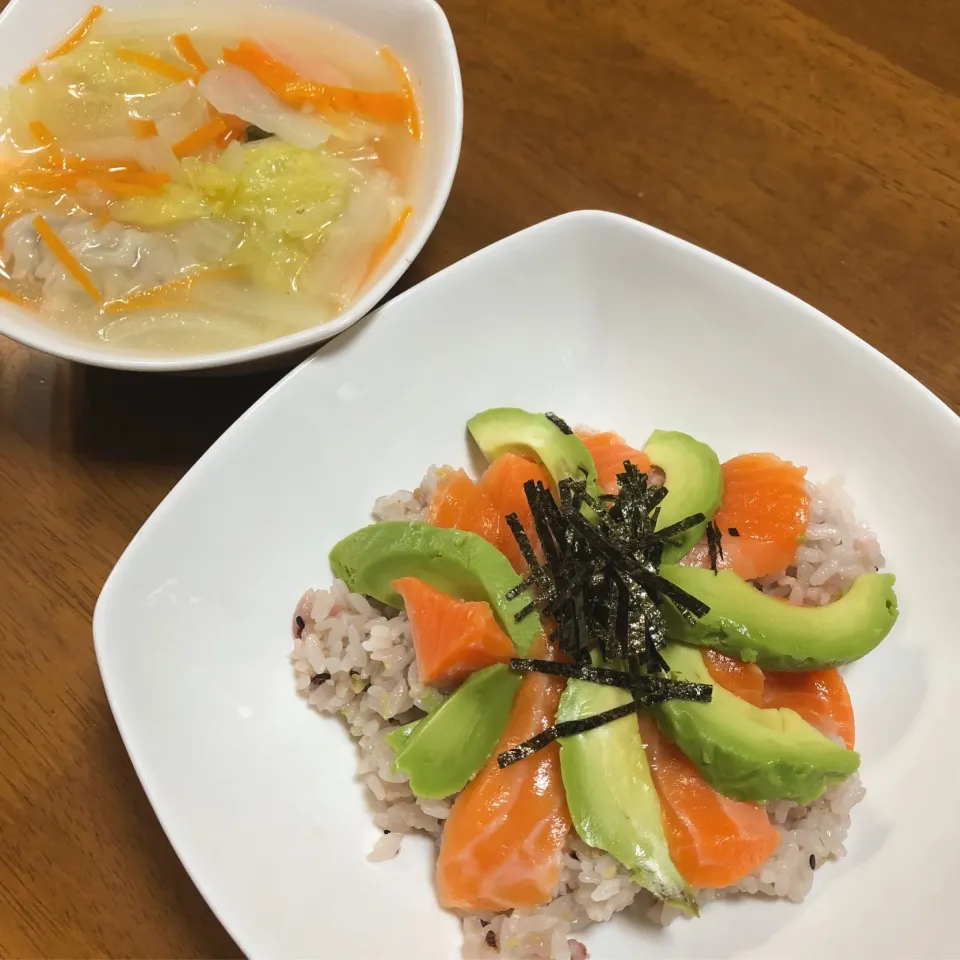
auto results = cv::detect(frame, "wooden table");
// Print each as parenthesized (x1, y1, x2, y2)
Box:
(2, 0, 958, 955)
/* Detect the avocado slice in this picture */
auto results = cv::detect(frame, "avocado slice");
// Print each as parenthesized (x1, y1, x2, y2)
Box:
(660, 565, 898, 670)
(467, 407, 603, 500)
(329, 521, 541, 655)
(652, 643, 860, 804)
(557, 679, 695, 911)
(386, 664, 522, 798)
(331, 522, 541, 796)
(385, 719, 419, 754)
(643, 430, 723, 564)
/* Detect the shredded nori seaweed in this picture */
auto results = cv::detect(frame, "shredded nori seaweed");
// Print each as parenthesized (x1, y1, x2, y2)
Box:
(706, 521, 724, 573)
(509, 658, 711, 701)
(492, 446, 715, 768)
(485, 930, 498, 948)
(545, 412, 573, 435)
(310, 672, 330, 687)
(498, 699, 662, 768)
(809, 854, 816, 869)
(728, 527, 740, 537)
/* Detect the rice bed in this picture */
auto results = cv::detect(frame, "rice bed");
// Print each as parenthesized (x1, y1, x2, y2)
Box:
(290, 466, 882, 959)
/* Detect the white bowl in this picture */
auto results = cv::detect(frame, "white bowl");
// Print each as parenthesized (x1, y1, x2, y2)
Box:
(0, 0, 462, 371)
(94, 210, 960, 958)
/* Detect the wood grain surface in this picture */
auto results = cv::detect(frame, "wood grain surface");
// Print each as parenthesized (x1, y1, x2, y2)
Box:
(1, 0, 958, 955)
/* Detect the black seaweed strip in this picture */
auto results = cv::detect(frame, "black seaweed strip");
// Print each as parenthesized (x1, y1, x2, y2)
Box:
(510, 657, 637, 687)
(706, 521, 725, 573)
(497, 687, 699, 768)
(545, 412, 573, 435)
(647, 512, 707, 545)
(623, 578, 654, 680)
(512, 600, 538, 622)
(645, 602, 668, 652)
(646, 485, 669, 510)
(652, 576, 711, 620)
(602, 574, 619, 662)
(570, 583, 589, 658)
(497, 700, 644, 768)
(647, 646, 670, 674)
(614, 572, 632, 666)
(526, 481, 565, 570)
(706, 522, 720, 573)
(504, 512, 539, 569)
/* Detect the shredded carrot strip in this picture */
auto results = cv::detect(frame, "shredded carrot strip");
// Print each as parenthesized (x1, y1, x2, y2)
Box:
(173, 33, 207, 75)
(238, 40, 299, 82)
(0, 288, 34, 309)
(282, 82, 409, 124)
(49, 5, 103, 59)
(63, 157, 144, 174)
(28, 120, 55, 148)
(378, 47, 421, 140)
(104, 266, 243, 314)
(33, 214, 101, 301)
(363, 206, 412, 283)
(16, 163, 169, 195)
(115, 49, 196, 83)
(18, 170, 78, 191)
(28, 120, 64, 167)
(128, 117, 159, 140)
(18, 5, 104, 84)
(221, 40, 300, 97)
(172, 115, 230, 158)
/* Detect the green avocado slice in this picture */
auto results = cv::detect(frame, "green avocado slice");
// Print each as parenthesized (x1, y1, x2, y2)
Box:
(467, 407, 603, 501)
(643, 430, 724, 564)
(386, 664, 522, 799)
(331, 522, 542, 798)
(329, 521, 541, 655)
(660, 565, 898, 670)
(557, 678, 695, 912)
(652, 644, 860, 804)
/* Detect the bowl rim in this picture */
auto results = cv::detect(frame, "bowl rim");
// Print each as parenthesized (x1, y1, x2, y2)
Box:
(0, 0, 463, 372)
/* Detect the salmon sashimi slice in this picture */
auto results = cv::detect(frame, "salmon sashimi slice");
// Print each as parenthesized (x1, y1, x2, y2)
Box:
(703, 650, 855, 749)
(639, 715, 780, 889)
(712, 453, 810, 580)
(393, 577, 516, 690)
(576, 430, 653, 495)
(763, 669, 856, 749)
(477, 453, 552, 572)
(427, 468, 505, 551)
(436, 638, 571, 911)
(701, 649, 765, 708)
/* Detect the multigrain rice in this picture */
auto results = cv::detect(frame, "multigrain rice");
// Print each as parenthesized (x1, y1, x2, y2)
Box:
(291, 465, 880, 959)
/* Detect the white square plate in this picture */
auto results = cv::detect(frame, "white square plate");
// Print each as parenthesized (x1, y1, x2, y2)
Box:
(94, 210, 960, 959)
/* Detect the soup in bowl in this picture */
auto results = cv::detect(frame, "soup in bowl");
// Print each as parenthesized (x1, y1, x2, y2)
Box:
(0, 0, 461, 369)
